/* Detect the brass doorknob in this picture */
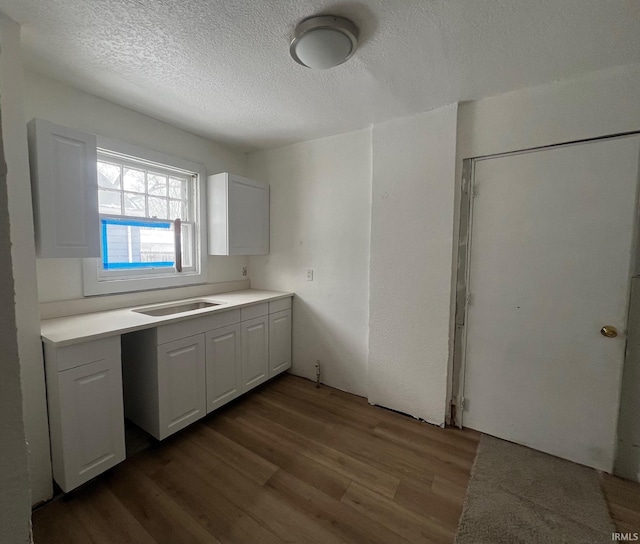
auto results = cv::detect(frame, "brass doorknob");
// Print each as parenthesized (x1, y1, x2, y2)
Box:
(601, 326, 618, 338)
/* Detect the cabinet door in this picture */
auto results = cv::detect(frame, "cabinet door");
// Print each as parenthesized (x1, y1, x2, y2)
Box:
(206, 324, 242, 413)
(158, 335, 206, 439)
(27, 118, 99, 258)
(228, 174, 269, 255)
(269, 309, 292, 377)
(57, 357, 125, 491)
(241, 315, 269, 390)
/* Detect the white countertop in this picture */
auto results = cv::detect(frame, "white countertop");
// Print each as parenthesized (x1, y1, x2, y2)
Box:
(41, 289, 294, 347)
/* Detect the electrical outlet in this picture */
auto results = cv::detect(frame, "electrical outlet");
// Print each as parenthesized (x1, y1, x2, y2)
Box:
(306, 269, 314, 281)
(242, 266, 247, 277)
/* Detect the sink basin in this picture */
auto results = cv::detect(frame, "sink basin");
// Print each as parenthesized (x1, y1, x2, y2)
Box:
(133, 300, 222, 317)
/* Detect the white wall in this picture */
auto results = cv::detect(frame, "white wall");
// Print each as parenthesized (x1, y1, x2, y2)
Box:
(22, 70, 249, 312)
(0, 21, 31, 541)
(0, 151, 31, 542)
(1, 17, 52, 507)
(368, 105, 458, 425)
(457, 63, 640, 159)
(248, 129, 372, 396)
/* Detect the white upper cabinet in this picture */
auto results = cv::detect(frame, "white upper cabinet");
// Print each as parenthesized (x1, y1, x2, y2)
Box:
(27, 118, 100, 258)
(207, 172, 269, 255)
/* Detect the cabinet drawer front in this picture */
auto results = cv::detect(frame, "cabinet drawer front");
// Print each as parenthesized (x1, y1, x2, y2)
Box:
(241, 302, 268, 321)
(56, 357, 125, 491)
(49, 336, 121, 372)
(269, 297, 292, 314)
(157, 309, 240, 345)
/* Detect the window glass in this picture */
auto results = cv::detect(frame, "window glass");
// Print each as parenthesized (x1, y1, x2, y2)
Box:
(96, 151, 197, 276)
(101, 218, 174, 270)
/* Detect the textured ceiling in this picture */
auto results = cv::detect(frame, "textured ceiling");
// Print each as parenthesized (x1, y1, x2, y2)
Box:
(2, 0, 639, 150)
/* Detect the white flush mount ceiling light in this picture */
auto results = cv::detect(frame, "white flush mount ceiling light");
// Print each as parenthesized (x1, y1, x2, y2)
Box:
(290, 16, 359, 69)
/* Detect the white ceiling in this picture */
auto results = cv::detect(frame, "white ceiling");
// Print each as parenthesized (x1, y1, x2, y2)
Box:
(2, 0, 639, 151)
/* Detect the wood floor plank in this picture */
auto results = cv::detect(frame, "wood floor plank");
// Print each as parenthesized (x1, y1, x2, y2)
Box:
(151, 457, 283, 544)
(208, 413, 351, 500)
(601, 473, 640, 512)
(267, 468, 411, 544)
(188, 423, 278, 485)
(65, 484, 157, 544)
(32, 499, 99, 544)
(108, 463, 222, 544)
(234, 408, 401, 498)
(230, 390, 451, 488)
(327, 424, 458, 488)
(274, 404, 445, 489)
(330, 426, 471, 485)
(374, 420, 477, 468)
(207, 459, 349, 544)
(608, 503, 640, 532)
(262, 380, 382, 431)
(232, 393, 337, 442)
(430, 475, 469, 506)
(341, 481, 455, 544)
(394, 479, 463, 531)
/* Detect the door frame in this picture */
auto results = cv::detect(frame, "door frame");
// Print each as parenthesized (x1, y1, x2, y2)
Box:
(449, 130, 640, 429)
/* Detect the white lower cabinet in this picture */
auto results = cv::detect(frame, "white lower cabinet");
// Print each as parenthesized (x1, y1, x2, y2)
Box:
(206, 323, 242, 412)
(44, 296, 292, 492)
(158, 335, 207, 439)
(44, 337, 125, 492)
(122, 330, 206, 440)
(241, 315, 270, 390)
(269, 309, 292, 377)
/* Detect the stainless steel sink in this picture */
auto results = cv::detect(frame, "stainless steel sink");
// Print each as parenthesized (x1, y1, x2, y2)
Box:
(133, 300, 222, 317)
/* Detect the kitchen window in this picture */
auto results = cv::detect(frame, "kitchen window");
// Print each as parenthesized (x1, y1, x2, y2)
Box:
(83, 139, 207, 295)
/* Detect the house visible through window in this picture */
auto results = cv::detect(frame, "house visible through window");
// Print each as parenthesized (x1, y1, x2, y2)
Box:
(97, 151, 196, 276)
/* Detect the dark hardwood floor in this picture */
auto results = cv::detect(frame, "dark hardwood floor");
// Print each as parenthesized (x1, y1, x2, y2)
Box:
(32, 374, 640, 543)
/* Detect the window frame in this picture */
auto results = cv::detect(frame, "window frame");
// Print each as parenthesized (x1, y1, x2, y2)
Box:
(83, 137, 208, 296)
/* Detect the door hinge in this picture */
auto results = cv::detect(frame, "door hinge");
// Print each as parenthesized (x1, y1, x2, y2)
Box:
(462, 175, 469, 195)
(466, 293, 471, 306)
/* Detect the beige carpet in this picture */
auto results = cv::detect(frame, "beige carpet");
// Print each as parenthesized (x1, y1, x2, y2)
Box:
(455, 435, 615, 543)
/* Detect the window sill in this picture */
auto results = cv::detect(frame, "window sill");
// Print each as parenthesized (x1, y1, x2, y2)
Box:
(82, 258, 207, 296)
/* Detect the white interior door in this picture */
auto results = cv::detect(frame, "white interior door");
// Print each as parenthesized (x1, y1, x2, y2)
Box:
(462, 135, 640, 471)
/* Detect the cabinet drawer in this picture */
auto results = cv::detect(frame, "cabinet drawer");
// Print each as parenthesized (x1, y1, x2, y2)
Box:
(269, 297, 291, 314)
(46, 336, 120, 372)
(157, 309, 240, 345)
(241, 302, 268, 321)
